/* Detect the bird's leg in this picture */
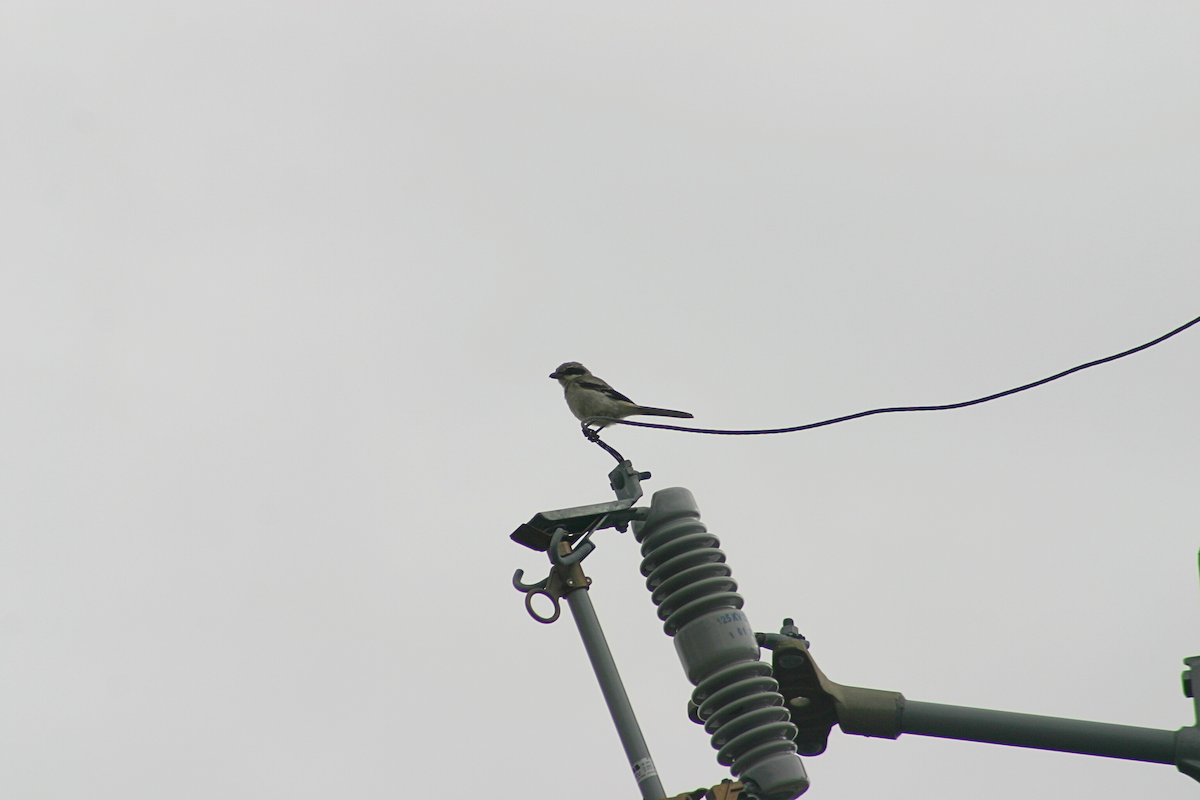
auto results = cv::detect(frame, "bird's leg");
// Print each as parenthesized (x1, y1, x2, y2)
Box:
(579, 422, 626, 463)
(580, 422, 602, 442)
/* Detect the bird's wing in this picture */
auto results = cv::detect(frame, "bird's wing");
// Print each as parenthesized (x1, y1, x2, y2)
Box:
(578, 377, 635, 405)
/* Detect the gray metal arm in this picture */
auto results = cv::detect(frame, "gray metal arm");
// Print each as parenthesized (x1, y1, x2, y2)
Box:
(899, 699, 1179, 764)
(764, 628, 1200, 783)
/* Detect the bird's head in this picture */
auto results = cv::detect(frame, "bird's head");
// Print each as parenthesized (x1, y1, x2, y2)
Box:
(549, 361, 591, 385)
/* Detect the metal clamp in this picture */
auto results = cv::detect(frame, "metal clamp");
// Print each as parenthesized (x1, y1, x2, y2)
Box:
(512, 534, 593, 624)
(509, 461, 650, 553)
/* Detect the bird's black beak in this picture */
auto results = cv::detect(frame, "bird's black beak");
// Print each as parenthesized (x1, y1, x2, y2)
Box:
(548, 372, 558, 379)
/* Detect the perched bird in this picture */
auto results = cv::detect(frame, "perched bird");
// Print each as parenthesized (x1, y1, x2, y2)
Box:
(549, 362, 694, 427)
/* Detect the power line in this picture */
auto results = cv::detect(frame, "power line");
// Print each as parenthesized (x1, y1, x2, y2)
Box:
(595, 312, 1200, 436)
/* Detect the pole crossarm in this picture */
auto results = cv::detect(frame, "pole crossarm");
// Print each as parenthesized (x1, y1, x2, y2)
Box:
(762, 627, 1200, 782)
(899, 700, 1178, 764)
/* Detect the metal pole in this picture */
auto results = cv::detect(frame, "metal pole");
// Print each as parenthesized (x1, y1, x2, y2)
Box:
(901, 700, 1177, 763)
(565, 586, 666, 800)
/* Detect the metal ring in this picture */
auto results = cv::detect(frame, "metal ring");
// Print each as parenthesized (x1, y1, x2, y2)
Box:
(524, 589, 561, 624)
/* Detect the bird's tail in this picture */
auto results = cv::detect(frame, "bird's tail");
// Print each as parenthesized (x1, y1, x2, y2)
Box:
(633, 406, 694, 419)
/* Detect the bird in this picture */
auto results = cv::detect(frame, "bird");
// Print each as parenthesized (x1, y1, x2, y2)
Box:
(549, 362, 694, 428)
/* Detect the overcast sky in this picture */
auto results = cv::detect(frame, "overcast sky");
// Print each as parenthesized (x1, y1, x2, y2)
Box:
(3, 3, 1199, 799)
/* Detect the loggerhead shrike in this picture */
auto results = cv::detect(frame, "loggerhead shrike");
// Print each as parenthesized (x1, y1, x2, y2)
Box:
(549, 362, 694, 428)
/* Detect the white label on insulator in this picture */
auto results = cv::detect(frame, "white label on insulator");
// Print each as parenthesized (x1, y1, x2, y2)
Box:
(632, 758, 658, 781)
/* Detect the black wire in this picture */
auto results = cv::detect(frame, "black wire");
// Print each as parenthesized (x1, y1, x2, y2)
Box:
(581, 421, 627, 462)
(597, 312, 1200, 436)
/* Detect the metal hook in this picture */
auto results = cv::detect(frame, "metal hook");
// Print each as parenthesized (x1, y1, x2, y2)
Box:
(549, 526, 596, 566)
(512, 569, 548, 593)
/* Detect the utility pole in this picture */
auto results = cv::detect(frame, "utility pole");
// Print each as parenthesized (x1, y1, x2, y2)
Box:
(511, 458, 1200, 796)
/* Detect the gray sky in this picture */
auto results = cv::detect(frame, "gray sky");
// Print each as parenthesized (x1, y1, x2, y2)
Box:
(3, 3, 1199, 798)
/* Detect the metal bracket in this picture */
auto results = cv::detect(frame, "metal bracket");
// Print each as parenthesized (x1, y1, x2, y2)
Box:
(512, 537, 593, 624)
(509, 461, 650, 552)
(661, 779, 747, 800)
(759, 623, 903, 755)
(609, 459, 650, 502)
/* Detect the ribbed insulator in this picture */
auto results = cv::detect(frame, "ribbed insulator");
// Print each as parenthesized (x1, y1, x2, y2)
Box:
(639, 497, 741, 635)
(635, 488, 808, 800)
(694, 661, 798, 771)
